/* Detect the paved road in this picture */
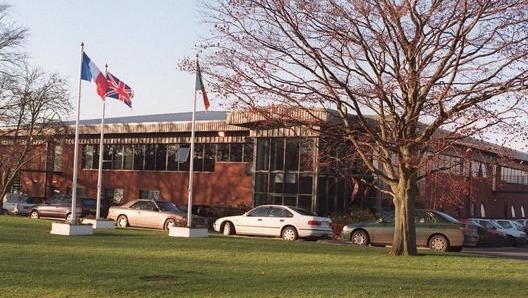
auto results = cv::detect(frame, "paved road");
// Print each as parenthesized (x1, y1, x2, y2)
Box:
(462, 244, 528, 260)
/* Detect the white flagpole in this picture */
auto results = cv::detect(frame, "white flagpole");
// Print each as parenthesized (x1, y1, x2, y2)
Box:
(71, 43, 84, 224)
(187, 56, 199, 228)
(95, 65, 107, 219)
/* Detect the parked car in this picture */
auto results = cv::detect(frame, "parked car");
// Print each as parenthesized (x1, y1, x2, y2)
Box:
(461, 218, 510, 247)
(107, 199, 207, 230)
(515, 219, 528, 233)
(341, 209, 465, 252)
(28, 195, 108, 222)
(177, 204, 218, 230)
(213, 204, 333, 241)
(470, 218, 527, 246)
(2, 193, 43, 216)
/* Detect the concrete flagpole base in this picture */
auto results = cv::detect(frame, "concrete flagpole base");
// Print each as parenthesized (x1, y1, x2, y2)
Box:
(168, 226, 208, 238)
(50, 222, 94, 236)
(82, 218, 116, 229)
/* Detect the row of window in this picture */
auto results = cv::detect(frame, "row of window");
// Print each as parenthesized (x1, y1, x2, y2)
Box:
(82, 143, 253, 172)
(501, 166, 528, 185)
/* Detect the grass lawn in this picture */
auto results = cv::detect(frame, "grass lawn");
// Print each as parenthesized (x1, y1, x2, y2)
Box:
(0, 216, 527, 298)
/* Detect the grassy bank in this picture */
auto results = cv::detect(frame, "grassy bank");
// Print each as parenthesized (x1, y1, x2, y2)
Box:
(0, 216, 526, 298)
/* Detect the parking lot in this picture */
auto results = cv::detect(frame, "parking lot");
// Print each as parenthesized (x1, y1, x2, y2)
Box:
(463, 244, 528, 260)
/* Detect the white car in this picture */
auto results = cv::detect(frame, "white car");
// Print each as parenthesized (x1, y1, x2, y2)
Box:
(213, 204, 332, 241)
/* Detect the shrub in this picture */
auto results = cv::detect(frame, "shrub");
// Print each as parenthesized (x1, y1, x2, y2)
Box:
(215, 202, 252, 217)
(330, 209, 377, 240)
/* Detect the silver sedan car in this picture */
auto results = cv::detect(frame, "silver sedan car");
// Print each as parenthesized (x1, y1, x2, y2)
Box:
(213, 204, 333, 241)
(107, 199, 206, 230)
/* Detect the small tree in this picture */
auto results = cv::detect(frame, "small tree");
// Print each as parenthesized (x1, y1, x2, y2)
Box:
(185, 0, 528, 256)
(0, 67, 71, 201)
(0, 4, 71, 201)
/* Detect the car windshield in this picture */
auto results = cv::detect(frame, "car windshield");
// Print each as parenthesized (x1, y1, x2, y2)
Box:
(156, 201, 179, 212)
(495, 221, 513, 228)
(288, 206, 316, 216)
(434, 211, 460, 223)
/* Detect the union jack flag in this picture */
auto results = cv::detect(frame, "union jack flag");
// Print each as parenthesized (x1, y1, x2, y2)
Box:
(105, 71, 134, 108)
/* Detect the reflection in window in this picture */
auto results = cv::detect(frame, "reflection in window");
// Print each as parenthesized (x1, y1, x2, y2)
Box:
(123, 146, 134, 170)
(144, 144, 156, 170)
(112, 145, 123, 170)
(81, 141, 251, 173)
(54, 145, 64, 171)
(155, 144, 167, 171)
(270, 138, 284, 171)
(256, 138, 270, 170)
(217, 143, 229, 161)
(103, 145, 112, 169)
(134, 145, 145, 170)
(230, 144, 243, 162)
(82, 145, 95, 170)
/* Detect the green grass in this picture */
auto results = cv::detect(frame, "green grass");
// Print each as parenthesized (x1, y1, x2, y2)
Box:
(0, 216, 527, 298)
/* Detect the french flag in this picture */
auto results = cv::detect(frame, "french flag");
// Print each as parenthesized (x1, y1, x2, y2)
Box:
(81, 52, 108, 99)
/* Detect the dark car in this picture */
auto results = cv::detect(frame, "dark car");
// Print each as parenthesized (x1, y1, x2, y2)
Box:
(28, 195, 109, 222)
(341, 209, 465, 252)
(177, 204, 218, 230)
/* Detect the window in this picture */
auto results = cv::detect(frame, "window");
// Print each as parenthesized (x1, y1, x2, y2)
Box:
(155, 144, 167, 171)
(501, 166, 528, 185)
(139, 189, 160, 200)
(256, 138, 270, 170)
(144, 144, 156, 171)
(82, 145, 95, 169)
(134, 145, 145, 170)
(123, 146, 134, 170)
(270, 138, 284, 170)
(230, 144, 243, 162)
(105, 188, 124, 205)
(102, 145, 112, 169)
(285, 139, 299, 171)
(54, 145, 63, 171)
(247, 206, 270, 217)
(243, 143, 253, 162)
(216, 144, 230, 161)
(112, 145, 124, 170)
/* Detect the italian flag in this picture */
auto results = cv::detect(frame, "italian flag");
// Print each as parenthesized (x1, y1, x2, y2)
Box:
(195, 60, 210, 111)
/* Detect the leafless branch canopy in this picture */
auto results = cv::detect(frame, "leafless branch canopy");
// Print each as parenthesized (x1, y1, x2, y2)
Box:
(189, 0, 528, 187)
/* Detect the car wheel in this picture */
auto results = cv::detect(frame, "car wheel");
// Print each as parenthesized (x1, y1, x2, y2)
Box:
(116, 215, 129, 228)
(429, 234, 449, 252)
(282, 226, 298, 241)
(223, 222, 235, 235)
(351, 230, 370, 246)
(29, 210, 39, 219)
(164, 218, 177, 230)
(65, 213, 72, 223)
(507, 235, 516, 246)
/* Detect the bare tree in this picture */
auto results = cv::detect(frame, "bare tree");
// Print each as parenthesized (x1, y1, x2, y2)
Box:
(0, 3, 26, 73)
(0, 67, 71, 204)
(185, 0, 528, 255)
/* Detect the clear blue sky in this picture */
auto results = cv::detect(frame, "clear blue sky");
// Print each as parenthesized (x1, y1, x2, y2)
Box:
(10, 0, 209, 120)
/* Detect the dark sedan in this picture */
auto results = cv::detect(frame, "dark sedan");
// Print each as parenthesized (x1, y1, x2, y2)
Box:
(28, 195, 108, 222)
(341, 209, 464, 252)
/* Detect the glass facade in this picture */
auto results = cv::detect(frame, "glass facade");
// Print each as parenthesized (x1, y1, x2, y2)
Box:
(82, 142, 252, 172)
(253, 136, 374, 215)
(254, 138, 316, 210)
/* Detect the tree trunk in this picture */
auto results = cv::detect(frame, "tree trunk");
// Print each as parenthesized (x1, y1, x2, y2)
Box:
(390, 171, 418, 256)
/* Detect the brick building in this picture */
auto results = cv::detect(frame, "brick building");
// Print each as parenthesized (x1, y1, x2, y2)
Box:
(7, 110, 528, 219)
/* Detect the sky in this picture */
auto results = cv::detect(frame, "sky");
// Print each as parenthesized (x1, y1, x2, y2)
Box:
(9, 0, 210, 121)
